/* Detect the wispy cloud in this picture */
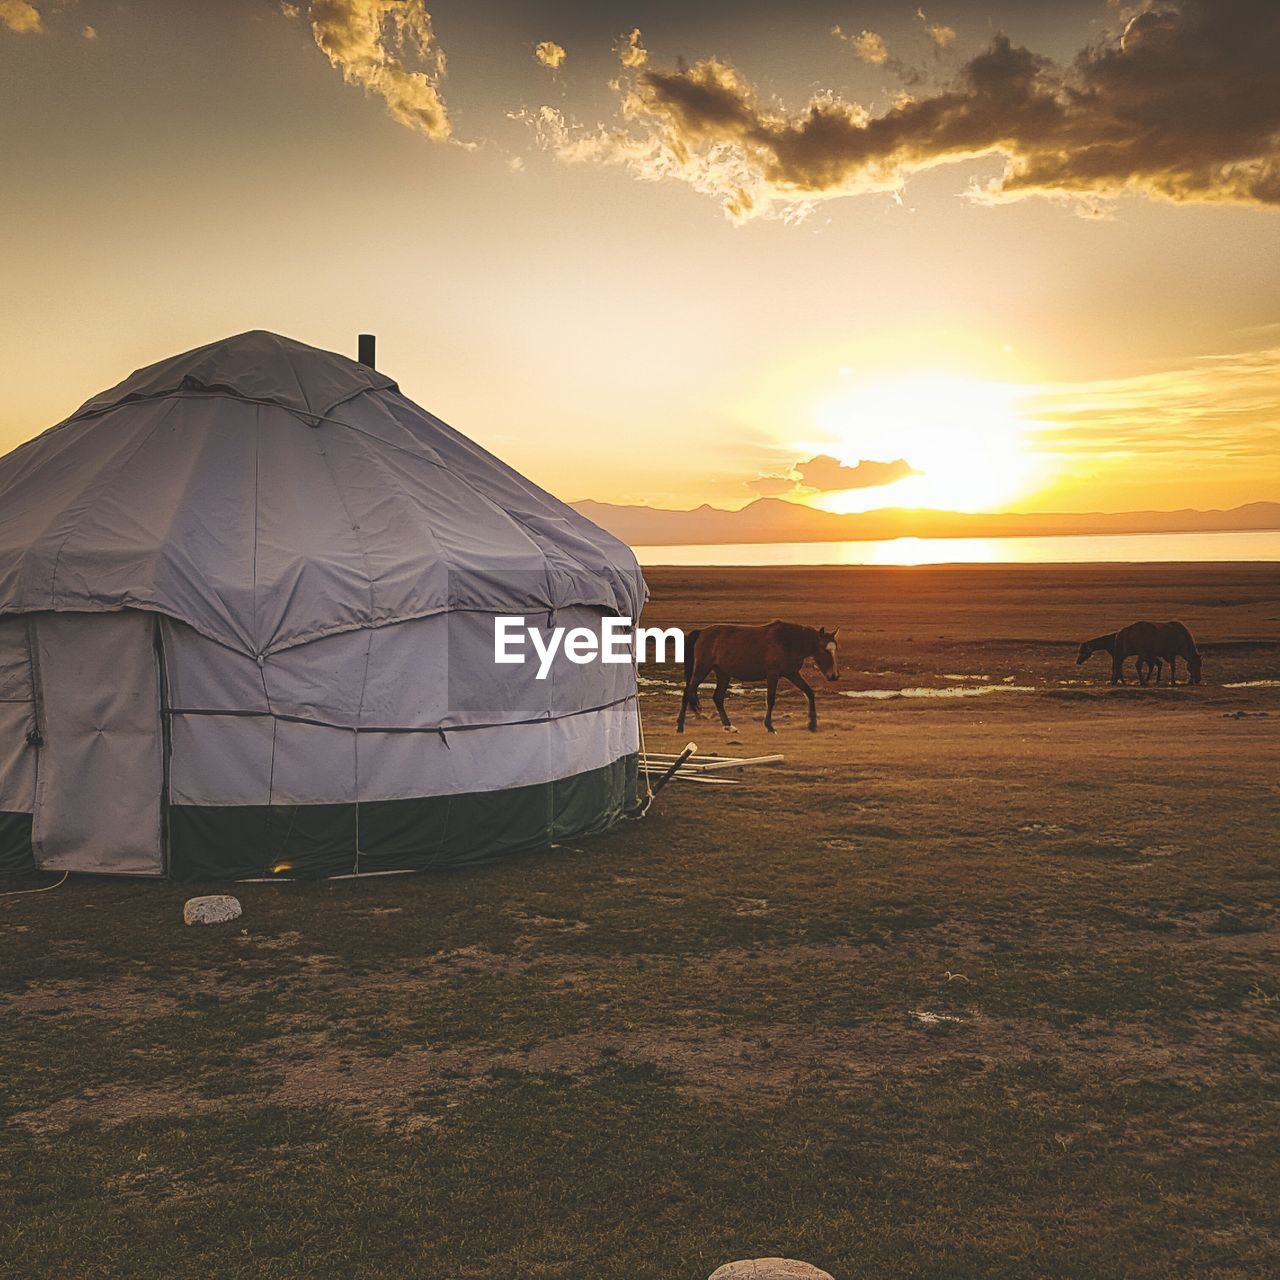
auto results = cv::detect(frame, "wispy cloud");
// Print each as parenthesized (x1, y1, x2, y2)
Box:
(745, 473, 799, 497)
(1024, 346, 1280, 463)
(519, 92, 781, 225)
(916, 9, 955, 50)
(832, 26, 889, 66)
(302, 0, 455, 142)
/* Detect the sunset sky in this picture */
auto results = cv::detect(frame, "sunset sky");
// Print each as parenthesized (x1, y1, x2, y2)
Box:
(2, 0, 1278, 516)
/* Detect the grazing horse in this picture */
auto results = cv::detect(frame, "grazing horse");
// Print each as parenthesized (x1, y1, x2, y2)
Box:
(676, 621, 840, 734)
(1076, 620, 1202, 686)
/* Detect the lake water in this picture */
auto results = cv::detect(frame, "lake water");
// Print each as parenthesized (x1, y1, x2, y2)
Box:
(633, 529, 1280, 567)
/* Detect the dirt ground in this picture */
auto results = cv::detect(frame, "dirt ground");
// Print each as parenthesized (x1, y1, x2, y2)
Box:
(1, 563, 1277, 1279)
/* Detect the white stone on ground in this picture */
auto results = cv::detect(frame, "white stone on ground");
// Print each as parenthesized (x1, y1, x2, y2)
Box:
(183, 895, 242, 926)
(708, 1261, 835, 1280)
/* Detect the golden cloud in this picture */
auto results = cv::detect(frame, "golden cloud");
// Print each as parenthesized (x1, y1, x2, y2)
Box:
(832, 26, 889, 66)
(306, 0, 453, 141)
(615, 27, 647, 68)
(0, 0, 43, 35)
(747, 455, 921, 496)
(745, 473, 799, 497)
(534, 40, 566, 70)
(797, 455, 921, 491)
(1025, 345, 1280, 460)
(917, 9, 956, 49)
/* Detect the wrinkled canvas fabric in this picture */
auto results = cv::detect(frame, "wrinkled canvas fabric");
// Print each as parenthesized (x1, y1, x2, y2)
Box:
(0, 331, 646, 657)
(0, 333, 646, 877)
(30, 611, 163, 873)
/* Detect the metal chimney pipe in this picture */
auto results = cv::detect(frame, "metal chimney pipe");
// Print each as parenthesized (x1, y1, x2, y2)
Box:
(358, 334, 376, 369)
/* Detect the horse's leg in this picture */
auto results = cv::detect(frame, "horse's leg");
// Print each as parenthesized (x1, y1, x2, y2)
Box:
(677, 658, 714, 733)
(786, 671, 818, 731)
(1138, 658, 1150, 687)
(676, 670, 689, 733)
(1152, 658, 1162, 685)
(1168, 654, 1177, 686)
(1110, 653, 1124, 686)
(764, 673, 779, 733)
(711, 671, 733, 731)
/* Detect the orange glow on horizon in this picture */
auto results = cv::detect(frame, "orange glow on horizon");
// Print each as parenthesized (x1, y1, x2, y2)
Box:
(804, 372, 1047, 514)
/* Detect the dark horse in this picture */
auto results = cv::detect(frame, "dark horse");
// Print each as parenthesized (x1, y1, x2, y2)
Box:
(676, 621, 840, 734)
(1077, 620, 1202, 686)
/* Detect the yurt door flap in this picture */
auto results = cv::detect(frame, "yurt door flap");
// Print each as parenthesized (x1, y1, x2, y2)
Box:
(31, 611, 164, 875)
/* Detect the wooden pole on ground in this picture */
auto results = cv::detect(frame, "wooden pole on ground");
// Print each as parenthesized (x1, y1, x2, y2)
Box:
(649, 743, 697, 795)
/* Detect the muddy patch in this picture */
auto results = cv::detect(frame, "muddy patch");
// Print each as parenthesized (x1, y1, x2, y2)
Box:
(841, 685, 1036, 700)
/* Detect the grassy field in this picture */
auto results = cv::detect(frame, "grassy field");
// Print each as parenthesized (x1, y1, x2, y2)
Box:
(2, 563, 1277, 1279)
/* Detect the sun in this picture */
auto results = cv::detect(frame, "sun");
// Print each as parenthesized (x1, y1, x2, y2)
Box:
(808, 373, 1043, 513)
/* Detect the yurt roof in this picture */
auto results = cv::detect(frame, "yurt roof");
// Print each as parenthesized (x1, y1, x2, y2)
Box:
(72, 329, 398, 422)
(0, 331, 645, 656)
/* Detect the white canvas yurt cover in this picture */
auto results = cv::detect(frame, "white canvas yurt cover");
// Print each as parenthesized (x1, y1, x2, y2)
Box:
(0, 331, 646, 879)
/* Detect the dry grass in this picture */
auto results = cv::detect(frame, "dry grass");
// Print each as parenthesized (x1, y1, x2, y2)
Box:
(1, 564, 1277, 1279)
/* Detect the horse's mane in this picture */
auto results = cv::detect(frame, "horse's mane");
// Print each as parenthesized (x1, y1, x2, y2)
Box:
(769, 620, 823, 648)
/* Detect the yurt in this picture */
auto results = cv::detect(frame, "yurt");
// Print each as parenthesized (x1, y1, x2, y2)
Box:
(0, 332, 647, 879)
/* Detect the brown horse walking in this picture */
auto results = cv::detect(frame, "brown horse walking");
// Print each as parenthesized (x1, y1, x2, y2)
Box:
(1076, 620, 1202, 686)
(676, 621, 840, 734)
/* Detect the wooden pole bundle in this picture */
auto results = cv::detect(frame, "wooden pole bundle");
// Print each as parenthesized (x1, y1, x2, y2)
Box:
(647, 743, 698, 795)
(638, 750, 784, 787)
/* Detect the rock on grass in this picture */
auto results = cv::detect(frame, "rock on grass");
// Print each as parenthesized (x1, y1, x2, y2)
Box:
(709, 1261, 835, 1280)
(183, 895, 242, 926)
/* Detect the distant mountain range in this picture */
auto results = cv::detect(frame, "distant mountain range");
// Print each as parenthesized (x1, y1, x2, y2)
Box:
(572, 498, 1280, 546)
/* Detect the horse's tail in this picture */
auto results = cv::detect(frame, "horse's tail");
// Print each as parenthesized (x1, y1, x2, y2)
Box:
(684, 629, 701, 688)
(677, 628, 703, 724)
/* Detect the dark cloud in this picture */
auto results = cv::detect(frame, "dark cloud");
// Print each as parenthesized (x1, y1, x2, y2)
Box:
(746, 455, 920, 496)
(577, 0, 1280, 219)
